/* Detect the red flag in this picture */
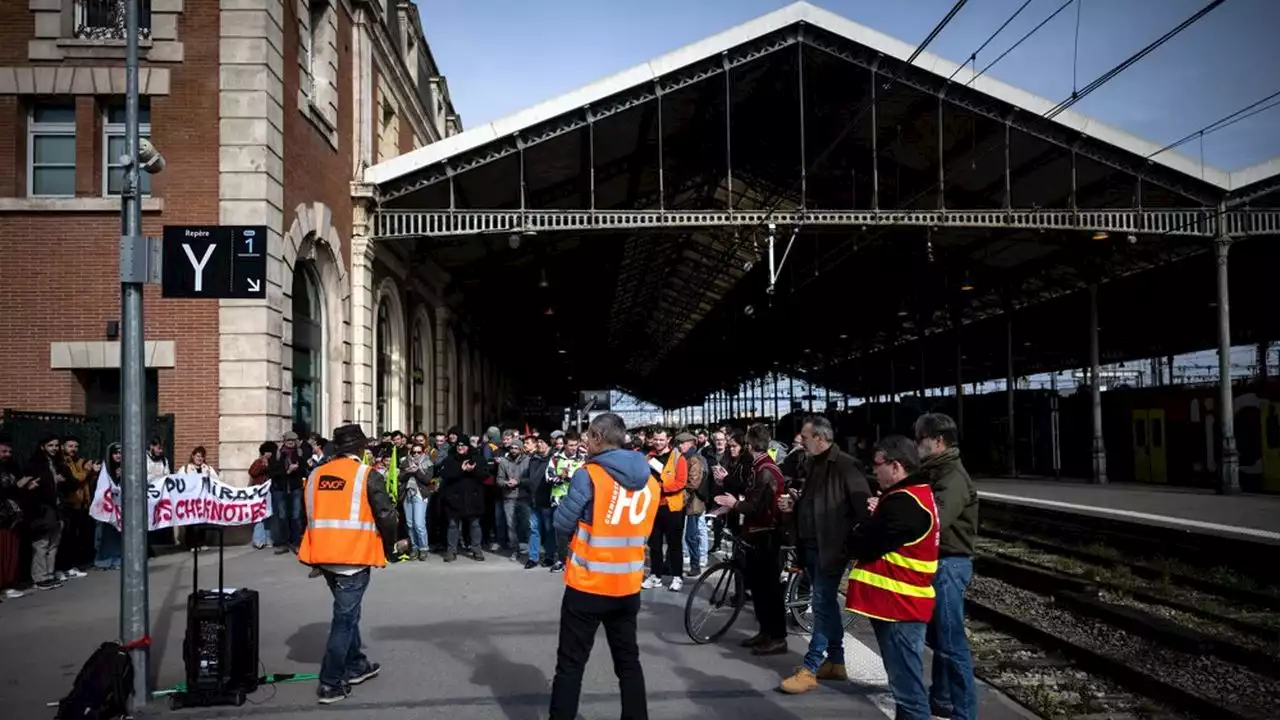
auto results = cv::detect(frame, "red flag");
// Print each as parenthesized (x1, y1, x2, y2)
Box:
(524, 422, 531, 437)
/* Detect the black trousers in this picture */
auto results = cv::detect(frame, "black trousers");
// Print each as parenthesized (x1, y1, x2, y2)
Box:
(647, 506, 684, 579)
(550, 587, 647, 720)
(744, 532, 787, 640)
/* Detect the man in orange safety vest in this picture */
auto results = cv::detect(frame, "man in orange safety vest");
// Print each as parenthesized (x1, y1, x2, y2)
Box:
(548, 412, 659, 720)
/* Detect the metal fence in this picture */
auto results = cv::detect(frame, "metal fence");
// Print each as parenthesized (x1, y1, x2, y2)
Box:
(0, 409, 174, 464)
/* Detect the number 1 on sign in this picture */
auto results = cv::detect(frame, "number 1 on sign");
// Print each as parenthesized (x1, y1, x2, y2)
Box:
(245, 237, 254, 255)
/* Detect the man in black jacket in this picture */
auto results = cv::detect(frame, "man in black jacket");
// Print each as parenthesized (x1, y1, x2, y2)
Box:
(270, 431, 308, 554)
(914, 413, 979, 720)
(779, 415, 871, 695)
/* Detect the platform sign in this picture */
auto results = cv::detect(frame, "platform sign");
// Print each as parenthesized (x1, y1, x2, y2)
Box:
(161, 225, 267, 299)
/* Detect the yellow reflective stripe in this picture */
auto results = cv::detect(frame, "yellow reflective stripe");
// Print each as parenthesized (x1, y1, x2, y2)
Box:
(890, 487, 937, 547)
(849, 567, 936, 598)
(882, 551, 937, 573)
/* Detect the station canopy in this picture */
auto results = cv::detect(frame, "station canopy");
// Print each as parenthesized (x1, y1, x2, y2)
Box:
(367, 2, 1280, 409)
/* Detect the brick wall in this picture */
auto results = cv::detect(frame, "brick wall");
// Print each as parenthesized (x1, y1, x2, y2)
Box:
(282, 0, 353, 261)
(0, 1, 222, 464)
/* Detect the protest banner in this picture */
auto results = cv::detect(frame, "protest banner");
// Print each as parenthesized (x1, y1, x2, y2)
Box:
(89, 467, 273, 531)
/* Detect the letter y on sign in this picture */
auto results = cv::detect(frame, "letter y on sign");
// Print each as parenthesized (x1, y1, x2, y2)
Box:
(182, 243, 217, 293)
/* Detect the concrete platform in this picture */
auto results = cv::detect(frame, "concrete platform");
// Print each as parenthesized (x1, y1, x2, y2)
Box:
(0, 547, 1035, 720)
(976, 476, 1280, 544)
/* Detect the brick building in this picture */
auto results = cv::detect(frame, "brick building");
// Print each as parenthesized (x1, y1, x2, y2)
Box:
(0, 0, 505, 484)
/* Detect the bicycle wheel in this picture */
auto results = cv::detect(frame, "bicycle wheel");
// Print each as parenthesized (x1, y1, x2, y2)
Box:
(684, 562, 745, 644)
(786, 568, 858, 633)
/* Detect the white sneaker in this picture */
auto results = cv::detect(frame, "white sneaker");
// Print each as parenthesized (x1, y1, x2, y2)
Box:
(642, 575, 663, 590)
(3, 588, 23, 599)
(668, 576, 683, 592)
(66, 568, 88, 579)
(54, 571, 67, 582)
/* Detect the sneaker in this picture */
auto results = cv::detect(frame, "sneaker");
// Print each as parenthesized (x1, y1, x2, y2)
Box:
(688, 567, 702, 578)
(65, 568, 88, 579)
(510, 552, 520, 562)
(252, 542, 265, 550)
(642, 575, 663, 590)
(524, 559, 539, 569)
(779, 667, 818, 695)
(35, 580, 63, 591)
(667, 576, 683, 592)
(751, 638, 787, 656)
(54, 571, 67, 582)
(488, 543, 500, 552)
(816, 661, 847, 681)
(930, 700, 955, 718)
(3, 588, 24, 599)
(549, 561, 564, 573)
(347, 663, 381, 686)
(443, 551, 457, 562)
(316, 683, 349, 705)
(274, 547, 290, 555)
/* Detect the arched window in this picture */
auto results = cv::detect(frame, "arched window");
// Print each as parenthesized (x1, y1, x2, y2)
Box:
(376, 300, 392, 433)
(411, 320, 424, 432)
(292, 262, 324, 437)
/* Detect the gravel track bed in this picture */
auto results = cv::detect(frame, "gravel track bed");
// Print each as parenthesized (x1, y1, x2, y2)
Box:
(967, 622, 1183, 719)
(970, 576, 1280, 719)
(979, 538, 1280, 642)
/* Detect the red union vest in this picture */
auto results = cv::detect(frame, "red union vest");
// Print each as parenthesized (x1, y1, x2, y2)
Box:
(566, 463, 660, 597)
(847, 482, 940, 622)
(298, 456, 386, 568)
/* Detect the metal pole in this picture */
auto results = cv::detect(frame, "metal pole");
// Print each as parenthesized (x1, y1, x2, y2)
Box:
(1050, 371, 1061, 480)
(1215, 230, 1240, 494)
(1088, 283, 1107, 484)
(954, 330, 964, 440)
(772, 371, 780, 421)
(121, 0, 149, 703)
(1006, 313, 1016, 477)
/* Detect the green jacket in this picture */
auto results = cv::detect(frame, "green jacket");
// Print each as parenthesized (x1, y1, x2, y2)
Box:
(919, 448, 978, 557)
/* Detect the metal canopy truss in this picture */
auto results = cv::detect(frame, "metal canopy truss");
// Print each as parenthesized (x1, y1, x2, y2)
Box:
(370, 3, 1280, 407)
(375, 207, 1280, 240)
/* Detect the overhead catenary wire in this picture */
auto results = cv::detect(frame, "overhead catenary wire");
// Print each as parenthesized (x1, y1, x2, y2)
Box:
(1044, 0, 1229, 120)
(967, 0, 1076, 87)
(1147, 88, 1280, 159)
(946, 0, 1036, 83)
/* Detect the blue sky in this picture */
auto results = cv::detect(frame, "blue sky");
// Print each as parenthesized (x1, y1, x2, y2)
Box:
(420, 0, 1279, 171)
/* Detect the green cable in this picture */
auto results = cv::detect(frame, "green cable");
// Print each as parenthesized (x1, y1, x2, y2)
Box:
(151, 672, 319, 697)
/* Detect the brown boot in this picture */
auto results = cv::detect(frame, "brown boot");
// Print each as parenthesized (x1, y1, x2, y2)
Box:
(779, 667, 818, 695)
(816, 661, 847, 681)
(751, 638, 788, 656)
(740, 632, 767, 648)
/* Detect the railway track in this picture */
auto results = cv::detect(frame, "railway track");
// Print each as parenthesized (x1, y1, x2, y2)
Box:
(966, 522, 1280, 719)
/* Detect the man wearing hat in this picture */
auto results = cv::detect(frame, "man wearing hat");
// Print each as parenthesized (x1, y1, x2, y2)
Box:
(299, 424, 407, 705)
(675, 430, 709, 576)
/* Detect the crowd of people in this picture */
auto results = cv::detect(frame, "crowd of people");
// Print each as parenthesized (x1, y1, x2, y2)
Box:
(0, 408, 978, 720)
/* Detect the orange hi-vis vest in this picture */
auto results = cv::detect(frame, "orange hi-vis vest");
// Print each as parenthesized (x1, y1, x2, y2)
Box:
(847, 482, 940, 623)
(651, 450, 685, 512)
(566, 463, 660, 597)
(298, 456, 386, 569)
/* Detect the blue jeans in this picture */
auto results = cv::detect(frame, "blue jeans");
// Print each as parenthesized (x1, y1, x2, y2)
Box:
(872, 619, 930, 720)
(251, 521, 270, 547)
(528, 508, 556, 563)
(802, 548, 846, 672)
(683, 512, 707, 569)
(319, 568, 373, 690)
(271, 488, 303, 547)
(928, 556, 977, 719)
(93, 523, 122, 569)
(404, 493, 429, 551)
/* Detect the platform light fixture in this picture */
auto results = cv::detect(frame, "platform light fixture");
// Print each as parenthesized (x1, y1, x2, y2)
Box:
(959, 272, 974, 292)
(538, 268, 549, 288)
(1091, 230, 1110, 241)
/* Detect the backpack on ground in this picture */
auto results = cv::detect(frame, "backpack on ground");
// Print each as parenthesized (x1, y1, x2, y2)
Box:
(56, 641, 135, 720)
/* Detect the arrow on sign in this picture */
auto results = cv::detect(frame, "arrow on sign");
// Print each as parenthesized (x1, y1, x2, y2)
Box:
(246, 278, 261, 293)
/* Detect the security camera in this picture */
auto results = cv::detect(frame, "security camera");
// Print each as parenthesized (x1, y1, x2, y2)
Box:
(137, 138, 165, 174)
(1126, 234, 1137, 245)
(508, 233, 521, 250)
(744, 304, 755, 317)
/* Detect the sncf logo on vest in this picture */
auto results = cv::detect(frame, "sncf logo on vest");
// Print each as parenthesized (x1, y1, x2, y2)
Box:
(317, 475, 347, 491)
(606, 484, 653, 526)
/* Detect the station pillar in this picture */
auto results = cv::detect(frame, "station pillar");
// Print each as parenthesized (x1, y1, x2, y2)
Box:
(1214, 234, 1240, 494)
(1005, 313, 1016, 477)
(1088, 283, 1107, 484)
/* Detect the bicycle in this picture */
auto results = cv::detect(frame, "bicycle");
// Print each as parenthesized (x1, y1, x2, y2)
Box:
(683, 530, 856, 643)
